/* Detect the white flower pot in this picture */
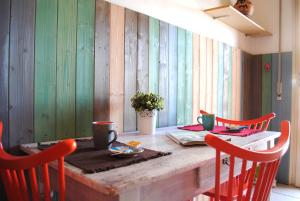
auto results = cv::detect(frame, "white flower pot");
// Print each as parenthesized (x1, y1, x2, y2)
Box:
(137, 110, 157, 134)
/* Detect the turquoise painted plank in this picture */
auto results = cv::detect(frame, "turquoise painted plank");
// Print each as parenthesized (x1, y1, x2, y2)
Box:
(262, 54, 272, 116)
(185, 31, 193, 124)
(217, 42, 224, 117)
(177, 28, 186, 125)
(168, 25, 178, 126)
(35, 0, 58, 142)
(227, 46, 233, 119)
(56, 0, 77, 139)
(76, 0, 95, 137)
(149, 17, 159, 94)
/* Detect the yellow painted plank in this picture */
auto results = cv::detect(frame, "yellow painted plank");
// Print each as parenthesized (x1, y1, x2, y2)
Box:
(199, 35, 207, 112)
(192, 34, 200, 123)
(212, 40, 219, 114)
(236, 48, 242, 119)
(109, 4, 125, 133)
(231, 47, 238, 119)
(205, 38, 213, 113)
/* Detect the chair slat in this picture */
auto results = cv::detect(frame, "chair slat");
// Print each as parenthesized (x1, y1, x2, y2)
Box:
(29, 167, 40, 201)
(226, 156, 235, 201)
(237, 159, 247, 201)
(252, 163, 266, 201)
(17, 170, 30, 201)
(58, 157, 65, 201)
(42, 164, 51, 201)
(215, 150, 221, 201)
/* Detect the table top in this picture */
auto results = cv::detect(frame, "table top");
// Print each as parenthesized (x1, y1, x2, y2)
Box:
(20, 127, 280, 196)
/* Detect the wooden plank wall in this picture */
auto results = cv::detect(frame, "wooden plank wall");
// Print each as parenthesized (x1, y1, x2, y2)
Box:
(9, 0, 35, 147)
(0, 0, 245, 148)
(0, 0, 10, 149)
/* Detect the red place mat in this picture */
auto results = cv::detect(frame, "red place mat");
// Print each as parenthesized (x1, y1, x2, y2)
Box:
(178, 124, 261, 137)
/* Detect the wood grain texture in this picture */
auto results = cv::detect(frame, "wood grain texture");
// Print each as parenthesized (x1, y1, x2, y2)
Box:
(149, 17, 159, 94)
(242, 53, 262, 120)
(205, 39, 213, 113)
(109, 4, 125, 133)
(76, 0, 95, 137)
(271, 52, 292, 184)
(250, 55, 262, 119)
(212, 40, 219, 114)
(34, 0, 57, 142)
(222, 44, 230, 119)
(199, 36, 207, 112)
(185, 31, 193, 124)
(177, 28, 186, 125)
(236, 49, 242, 119)
(168, 25, 178, 126)
(124, 9, 137, 132)
(21, 129, 279, 201)
(192, 34, 200, 123)
(137, 13, 149, 92)
(217, 42, 224, 117)
(9, 0, 35, 147)
(261, 54, 272, 116)
(231, 47, 238, 119)
(0, 0, 10, 149)
(94, 0, 110, 121)
(56, 0, 77, 139)
(158, 21, 169, 127)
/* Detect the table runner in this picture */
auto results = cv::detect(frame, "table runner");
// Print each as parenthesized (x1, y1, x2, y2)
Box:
(38, 139, 171, 174)
(178, 124, 261, 137)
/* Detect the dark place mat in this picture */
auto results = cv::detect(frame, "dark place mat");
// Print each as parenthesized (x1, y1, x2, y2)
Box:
(38, 139, 171, 174)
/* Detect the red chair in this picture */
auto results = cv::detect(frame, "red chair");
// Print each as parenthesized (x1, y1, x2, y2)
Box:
(204, 120, 290, 201)
(0, 121, 77, 201)
(199, 110, 276, 131)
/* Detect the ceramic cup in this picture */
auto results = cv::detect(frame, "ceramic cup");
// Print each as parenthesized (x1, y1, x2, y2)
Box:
(197, 114, 215, 131)
(92, 121, 117, 150)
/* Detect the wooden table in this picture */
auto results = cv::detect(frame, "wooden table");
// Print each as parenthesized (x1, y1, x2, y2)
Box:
(20, 127, 280, 201)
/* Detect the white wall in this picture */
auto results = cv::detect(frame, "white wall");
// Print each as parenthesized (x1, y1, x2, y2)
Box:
(246, 0, 294, 54)
(106, 0, 295, 55)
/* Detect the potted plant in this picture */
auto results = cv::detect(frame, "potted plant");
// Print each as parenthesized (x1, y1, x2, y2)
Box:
(131, 92, 164, 134)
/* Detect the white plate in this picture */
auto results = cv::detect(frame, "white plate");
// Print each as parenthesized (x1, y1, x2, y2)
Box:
(109, 146, 144, 157)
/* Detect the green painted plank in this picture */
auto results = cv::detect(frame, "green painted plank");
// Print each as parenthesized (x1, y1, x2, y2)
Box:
(185, 31, 193, 124)
(137, 13, 149, 92)
(217, 42, 224, 117)
(35, 0, 58, 142)
(149, 17, 159, 94)
(168, 25, 178, 126)
(177, 28, 186, 125)
(56, 0, 77, 139)
(76, 0, 95, 137)
(227, 46, 233, 119)
(262, 54, 272, 115)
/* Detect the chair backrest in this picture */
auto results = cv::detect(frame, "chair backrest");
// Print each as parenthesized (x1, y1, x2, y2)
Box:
(0, 121, 77, 201)
(199, 110, 276, 131)
(205, 120, 290, 201)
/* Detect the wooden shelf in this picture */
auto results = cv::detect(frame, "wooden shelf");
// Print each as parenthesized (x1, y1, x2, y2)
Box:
(204, 5, 272, 37)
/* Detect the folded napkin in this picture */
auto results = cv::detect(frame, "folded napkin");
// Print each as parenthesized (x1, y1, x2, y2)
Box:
(177, 124, 205, 131)
(178, 124, 261, 137)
